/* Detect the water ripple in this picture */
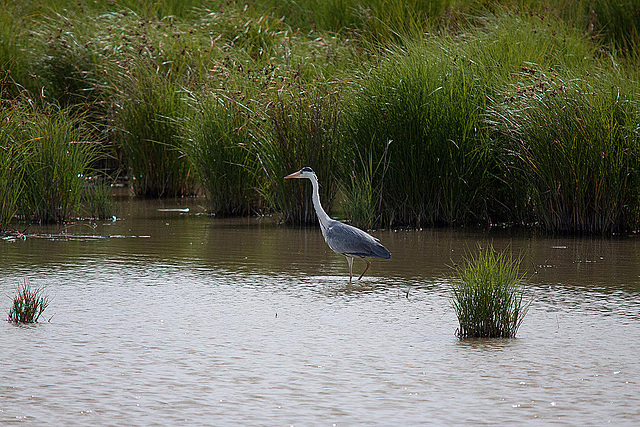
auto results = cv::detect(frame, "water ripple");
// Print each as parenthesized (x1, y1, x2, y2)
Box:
(2, 214, 640, 424)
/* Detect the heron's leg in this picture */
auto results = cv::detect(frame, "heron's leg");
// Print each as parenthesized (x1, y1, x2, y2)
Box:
(358, 257, 371, 280)
(346, 256, 354, 284)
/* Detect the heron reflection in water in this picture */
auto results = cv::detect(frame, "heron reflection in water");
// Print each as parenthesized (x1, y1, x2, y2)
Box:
(285, 167, 391, 283)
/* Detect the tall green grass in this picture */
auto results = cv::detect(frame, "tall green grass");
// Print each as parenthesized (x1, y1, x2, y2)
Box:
(250, 0, 640, 54)
(28, 12, 107, 109)
(1, 1, 639, 232)
(182, 90, 257, 216)
(256, 83, 344, 224)
(490, 71, 640, 233)
(343, 36, 495, 228)
(116, 64, 195, 197)
(19, 8, 221, 198)
(451, 245, 530, 338)
(11, 0, 639, 54)
(343, 13, 612, 229)
(0, 108, 27, 229)
(0, 103, 112, 227)
(18, 107, 99, 223)
(0, 6, 24, 99)
(259, 0, 447, 42)
(560, 0, 640, 58)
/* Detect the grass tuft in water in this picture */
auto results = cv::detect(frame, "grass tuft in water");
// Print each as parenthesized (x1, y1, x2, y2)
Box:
(82, 178, 116, 220)
(451, 245, 530, 339)
(8, 281, 50, 324)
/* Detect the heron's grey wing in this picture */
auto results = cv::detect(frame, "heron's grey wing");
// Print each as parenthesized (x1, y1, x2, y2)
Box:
(325, 221, 391, 259)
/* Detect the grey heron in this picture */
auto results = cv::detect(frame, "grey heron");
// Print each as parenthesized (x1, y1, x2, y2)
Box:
(285, 167, 391, 283)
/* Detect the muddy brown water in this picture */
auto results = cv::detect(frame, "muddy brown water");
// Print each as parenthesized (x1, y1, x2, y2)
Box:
(1, 199, 639, 425)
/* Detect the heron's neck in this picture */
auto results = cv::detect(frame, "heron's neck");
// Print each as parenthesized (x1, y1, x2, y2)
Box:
(309, 175, 331, 233)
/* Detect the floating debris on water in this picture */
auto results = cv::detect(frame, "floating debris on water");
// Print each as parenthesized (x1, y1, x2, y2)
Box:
(157, 208, 190, 213)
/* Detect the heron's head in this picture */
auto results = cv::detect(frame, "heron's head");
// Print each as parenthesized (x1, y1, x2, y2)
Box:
(284, 167, 315, 180)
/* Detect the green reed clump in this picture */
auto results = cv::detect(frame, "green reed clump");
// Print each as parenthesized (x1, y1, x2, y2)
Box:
(182, 91, 258, 216)
(18, 107, 98, 223)
(255, 83, 344, 224)
(179, 11, 355, 218)
(1, 103, 112, 227)
(490, 71, 640, 233)
(344, 40, 493, 228)
(451, 245, 530, 339)
(116, 64, 195, 197)
(0, 107, 27, 229)
(8, 281, 50, 324)
(82, 178, 116, 219)
(344, 13, 604, 228)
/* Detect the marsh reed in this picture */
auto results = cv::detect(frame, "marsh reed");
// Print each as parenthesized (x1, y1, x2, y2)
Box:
(451, 245, 530, 338)
(182, 90, 258, 216)
(8, 281, 50, 324)
(255, 84, 344, 224)
(490, 71, 640, 233)
(16, 106, 98, 224)
(0, 0, 638, 232)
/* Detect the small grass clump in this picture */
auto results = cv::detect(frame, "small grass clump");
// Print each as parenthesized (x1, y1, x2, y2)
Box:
(8, 281, 50, 324)
(451, 245, 530, 339)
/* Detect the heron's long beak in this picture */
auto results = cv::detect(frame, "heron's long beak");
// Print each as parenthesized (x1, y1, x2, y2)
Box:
(284, 171, 302, 179)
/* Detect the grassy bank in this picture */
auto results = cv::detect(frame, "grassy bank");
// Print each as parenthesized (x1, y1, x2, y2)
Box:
(0, 0, 639, 233)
